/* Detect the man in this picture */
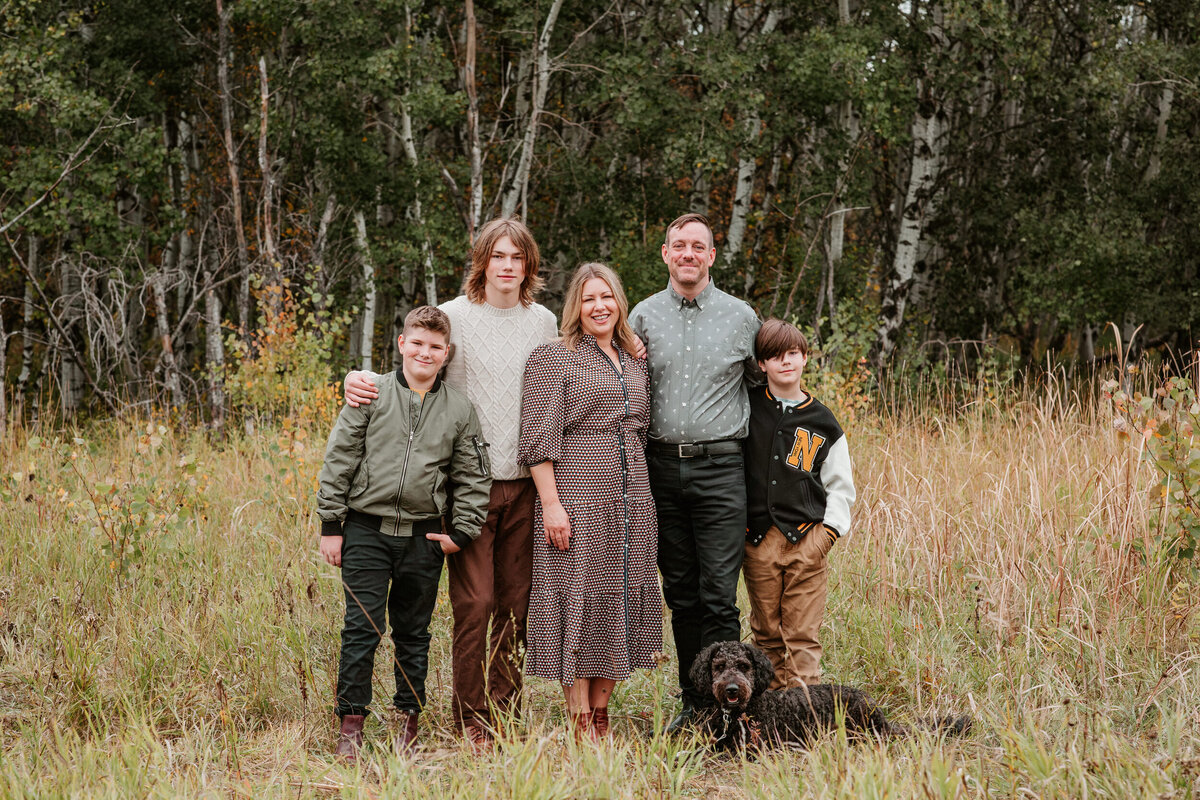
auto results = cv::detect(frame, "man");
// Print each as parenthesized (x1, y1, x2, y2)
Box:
(343, 218, 558, 750)
(629, 213, 761, 732)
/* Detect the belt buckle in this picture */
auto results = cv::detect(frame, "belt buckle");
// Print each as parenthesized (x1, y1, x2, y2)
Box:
(678, 443, 699, 458)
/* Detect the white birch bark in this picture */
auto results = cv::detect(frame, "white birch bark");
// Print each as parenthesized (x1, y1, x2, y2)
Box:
(397, 100, 439, 306)
(152, 272, 183, 408)
(464, 0, 482, 237)
(354, 210, 377, 372)
(17, 234, 35, 400)
(874, 85, 945, 367)
(258, 56, 281, 302)
(500, 0, 565, 219)
(724, 9, 779, 271)
(311, 193, 336, 271)
(203, 247, 226, 430)
(0, 302, 8, 438)
(724, 111, 760, 270)
(1142, 84, 1173, 184)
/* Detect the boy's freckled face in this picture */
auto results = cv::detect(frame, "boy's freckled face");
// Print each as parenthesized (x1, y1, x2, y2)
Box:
(397, 328, 449, 384)
(759, 348, 807, 390)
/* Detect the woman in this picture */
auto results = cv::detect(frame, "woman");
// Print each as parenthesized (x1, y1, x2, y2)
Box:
(518, 262, 663, 740)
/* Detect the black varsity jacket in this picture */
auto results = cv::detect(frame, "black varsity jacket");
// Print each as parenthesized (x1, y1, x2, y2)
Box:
(745, 385, 856, 546)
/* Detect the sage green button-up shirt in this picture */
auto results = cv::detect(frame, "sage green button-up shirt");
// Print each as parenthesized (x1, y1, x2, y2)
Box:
(630, 280, 762, 444)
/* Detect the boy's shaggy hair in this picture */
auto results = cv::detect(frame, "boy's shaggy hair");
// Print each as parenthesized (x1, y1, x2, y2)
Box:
(462, 217, 543, 306)
(403, 305, 451, 339)
(755, 318, 809, 363)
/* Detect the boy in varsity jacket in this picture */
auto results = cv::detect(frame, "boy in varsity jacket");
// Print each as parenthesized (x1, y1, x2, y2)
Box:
(743, 318, 856, 689)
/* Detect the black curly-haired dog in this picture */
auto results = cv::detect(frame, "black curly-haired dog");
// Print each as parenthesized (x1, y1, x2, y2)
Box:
(689, 641, 970, 751)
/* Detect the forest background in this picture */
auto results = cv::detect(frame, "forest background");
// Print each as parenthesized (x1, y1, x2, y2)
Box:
(3, 3, 1200, 797)
(1, 0, 1197, 425)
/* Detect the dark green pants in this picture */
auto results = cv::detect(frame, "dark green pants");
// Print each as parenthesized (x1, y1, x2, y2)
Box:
(335, 518, 444, 717)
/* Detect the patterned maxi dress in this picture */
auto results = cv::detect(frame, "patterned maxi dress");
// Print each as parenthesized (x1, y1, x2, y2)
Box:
(518, 336, 664, 685)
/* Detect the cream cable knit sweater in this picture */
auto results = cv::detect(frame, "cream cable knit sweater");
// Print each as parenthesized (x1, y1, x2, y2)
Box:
(439, 295, 559, 481)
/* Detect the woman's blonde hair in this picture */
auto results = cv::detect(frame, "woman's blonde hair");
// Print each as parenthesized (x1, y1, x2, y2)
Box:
(559, 262, 639, 354)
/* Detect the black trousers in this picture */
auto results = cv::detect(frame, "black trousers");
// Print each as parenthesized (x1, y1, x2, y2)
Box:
(335, 518, 444, 717)
(647, 449, 747, 705)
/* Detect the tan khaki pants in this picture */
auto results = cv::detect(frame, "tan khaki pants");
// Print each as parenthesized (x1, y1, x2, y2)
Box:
(742, 524, 833, 689)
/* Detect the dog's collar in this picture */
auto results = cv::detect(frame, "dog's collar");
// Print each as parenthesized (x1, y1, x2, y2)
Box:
(714, 709, 750, 749)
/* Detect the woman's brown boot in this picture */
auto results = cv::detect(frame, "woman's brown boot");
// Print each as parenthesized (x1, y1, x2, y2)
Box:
(569, 710, 594, 742)
(591, 707, 610, 738)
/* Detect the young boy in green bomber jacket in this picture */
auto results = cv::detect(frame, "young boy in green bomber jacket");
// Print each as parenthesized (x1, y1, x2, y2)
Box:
(317, 306, 492, 761)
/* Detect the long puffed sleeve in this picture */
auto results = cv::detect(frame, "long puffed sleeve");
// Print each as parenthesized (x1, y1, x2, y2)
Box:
(518, 343, 568, 467)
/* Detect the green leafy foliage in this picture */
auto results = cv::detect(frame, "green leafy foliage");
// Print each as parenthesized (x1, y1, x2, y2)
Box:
(1107, 373, 1200, 572)
(224, 281, 352, 431)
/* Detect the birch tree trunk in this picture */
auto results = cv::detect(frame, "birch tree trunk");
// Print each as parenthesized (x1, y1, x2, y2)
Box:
(398, 100, 439, 306)
(203, 247, 226, 431)
(217, 0, 252, 331)
(500, 0, 565, 219)
(873, 81, 946, 368)
(0, 302, 8, 439)
(151, 272, 183, 408)
(724, 9, 779, 271)
(258, 56, 281, 310)
(463, 0, 483, 238)
(58, 253, 84, 415)
(16, 234, 36, 407)
(746, 147, 780, 296)
(354, 210, 377, 372)
(311, 193, 336, 272)
(724, 111, 759, 270)
(1143, 84, 1173, 184)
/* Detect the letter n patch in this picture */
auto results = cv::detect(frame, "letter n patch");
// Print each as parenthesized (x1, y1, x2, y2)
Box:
(786, 429, 826, 472)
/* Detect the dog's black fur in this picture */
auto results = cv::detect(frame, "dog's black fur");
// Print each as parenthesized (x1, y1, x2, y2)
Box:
(689, 641, 970, 751)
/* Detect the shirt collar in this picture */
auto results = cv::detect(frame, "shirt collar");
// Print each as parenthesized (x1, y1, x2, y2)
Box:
(667, 278, 715, 310)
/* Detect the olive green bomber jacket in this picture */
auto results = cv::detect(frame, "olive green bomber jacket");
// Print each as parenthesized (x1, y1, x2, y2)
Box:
(316, 370, 491, 546)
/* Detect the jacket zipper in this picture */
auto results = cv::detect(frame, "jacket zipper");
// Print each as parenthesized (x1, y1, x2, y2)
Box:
(395, 387, 426, 523)
(472, 436, 490, 477)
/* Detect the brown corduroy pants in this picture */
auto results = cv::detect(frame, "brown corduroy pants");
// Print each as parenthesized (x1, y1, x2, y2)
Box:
(448, 478, 536, 728)
(742, 524, 834, 690)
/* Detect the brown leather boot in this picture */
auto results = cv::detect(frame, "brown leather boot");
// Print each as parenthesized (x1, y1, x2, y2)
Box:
(396, 710, 419, 754)
(334, 714, 365, 762)
(569, 710, 594, 743)
(591, 707, 611, 738)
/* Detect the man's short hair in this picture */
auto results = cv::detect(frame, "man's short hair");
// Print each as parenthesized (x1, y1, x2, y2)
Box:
(755, 318, 809, 362)
(664, 212, 714, 248)
(462, 217, 543, 306)
(403, 305, 451, 340)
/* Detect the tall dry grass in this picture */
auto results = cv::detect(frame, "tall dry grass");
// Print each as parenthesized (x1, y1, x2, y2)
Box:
(0, 378, 1196, 798)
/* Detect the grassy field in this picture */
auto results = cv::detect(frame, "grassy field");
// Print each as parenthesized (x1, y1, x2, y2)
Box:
(0, 383, 1197, 799)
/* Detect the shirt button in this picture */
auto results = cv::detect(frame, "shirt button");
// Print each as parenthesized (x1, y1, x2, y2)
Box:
(771, 480, 777, 485)
(773, 455, 779, 460)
